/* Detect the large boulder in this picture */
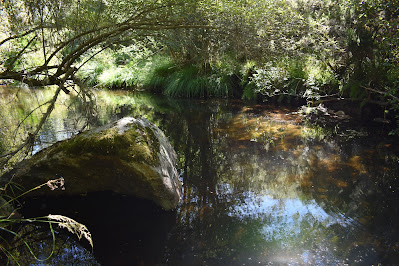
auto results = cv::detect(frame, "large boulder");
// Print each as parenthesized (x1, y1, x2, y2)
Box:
(6, 117, 182, 210)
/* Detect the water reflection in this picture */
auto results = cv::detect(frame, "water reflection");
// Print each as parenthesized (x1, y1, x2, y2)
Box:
(6, 224, 100, 265)
(20, 193, 176, 265)
(2, 89, 399, 264)
(152, 95, 399, 265)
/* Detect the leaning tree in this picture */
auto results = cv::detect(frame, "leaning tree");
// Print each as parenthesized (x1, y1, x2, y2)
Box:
(0, 0, 211, 169)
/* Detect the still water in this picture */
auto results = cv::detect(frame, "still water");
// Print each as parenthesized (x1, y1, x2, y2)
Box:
(2, 89, 399, 265)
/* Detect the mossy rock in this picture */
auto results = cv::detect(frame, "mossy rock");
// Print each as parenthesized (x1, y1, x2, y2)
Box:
(4, 117, 181, 210)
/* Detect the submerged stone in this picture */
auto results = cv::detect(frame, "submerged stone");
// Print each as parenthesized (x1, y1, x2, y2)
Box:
(5, 117, 182, 210)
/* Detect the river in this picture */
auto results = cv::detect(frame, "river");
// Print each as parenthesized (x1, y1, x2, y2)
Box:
(1, 88, 399, 265)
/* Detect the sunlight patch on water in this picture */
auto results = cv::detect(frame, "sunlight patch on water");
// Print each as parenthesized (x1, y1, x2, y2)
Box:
(229, 192, 354, 235)
(225, 192, 357, 265)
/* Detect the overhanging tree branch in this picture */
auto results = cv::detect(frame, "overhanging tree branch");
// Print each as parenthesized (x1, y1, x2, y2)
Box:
(0, 0, 215, 170)
(6, 35, 38, 70)
(0, 27, 41, 46)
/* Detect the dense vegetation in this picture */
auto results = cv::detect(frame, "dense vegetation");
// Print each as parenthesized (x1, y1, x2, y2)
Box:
(1, 1, 398, 104)
(75, 0, 399, 113)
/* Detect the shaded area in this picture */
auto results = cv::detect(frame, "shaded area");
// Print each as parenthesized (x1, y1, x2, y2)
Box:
(20, 192, 176, 265)
(4, 224, 99, 266)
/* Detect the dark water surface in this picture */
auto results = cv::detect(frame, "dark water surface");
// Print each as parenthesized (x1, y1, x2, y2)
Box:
(3, 90, 399, 265)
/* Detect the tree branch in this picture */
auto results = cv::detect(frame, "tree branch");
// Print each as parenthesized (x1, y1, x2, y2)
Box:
(362, 85, 399, 102)
(6, 35, 38, 70)
(0, 27, 40, 46)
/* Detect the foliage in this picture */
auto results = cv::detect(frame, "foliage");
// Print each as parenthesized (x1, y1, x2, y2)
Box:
(1, 0, 398, 120)
(249, 56, 338, 103)
(0, 178, 92, 265)
(345, 0, 399, 130)
(79, 40, 161, 89)
(143, 58, 240, 98)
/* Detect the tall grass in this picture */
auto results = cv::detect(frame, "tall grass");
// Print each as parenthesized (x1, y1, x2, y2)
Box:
(78, 45, 159, 90)
(144, 61, 238, 98)
(96, 66, 139, 89)
(78, 44, 242, 97)
(78, 46, 339, 102)
(81, 60, 144, 90)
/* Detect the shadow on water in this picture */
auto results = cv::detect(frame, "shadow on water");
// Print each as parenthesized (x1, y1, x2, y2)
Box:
(20, 192, 176, 265)
(2, 90, 399, 265)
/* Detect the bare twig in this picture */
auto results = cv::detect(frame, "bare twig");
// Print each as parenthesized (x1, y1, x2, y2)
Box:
(0, 86, 62, 167)
(12, 100, 52, 142)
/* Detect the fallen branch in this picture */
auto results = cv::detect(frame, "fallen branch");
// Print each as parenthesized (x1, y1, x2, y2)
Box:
(316, 97, 389, 106)
(362, 85, 399, 102)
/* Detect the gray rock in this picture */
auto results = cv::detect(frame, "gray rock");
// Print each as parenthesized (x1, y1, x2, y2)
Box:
(5, 117, 181, 210)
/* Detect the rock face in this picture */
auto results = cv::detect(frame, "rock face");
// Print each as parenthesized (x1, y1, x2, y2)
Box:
(7, 117, 182, 210)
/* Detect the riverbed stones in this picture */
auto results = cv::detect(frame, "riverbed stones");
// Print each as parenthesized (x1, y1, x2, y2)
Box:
(5, 117, 182, 210)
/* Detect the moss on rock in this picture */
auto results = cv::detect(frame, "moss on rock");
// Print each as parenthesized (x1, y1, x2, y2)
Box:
(5, 117, 181, 210)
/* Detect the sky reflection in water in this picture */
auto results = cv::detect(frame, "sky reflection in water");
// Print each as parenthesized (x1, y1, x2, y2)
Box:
(164, 96, 399, 265)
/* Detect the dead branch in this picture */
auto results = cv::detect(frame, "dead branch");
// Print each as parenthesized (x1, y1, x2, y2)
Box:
(362, 85, 399, 102)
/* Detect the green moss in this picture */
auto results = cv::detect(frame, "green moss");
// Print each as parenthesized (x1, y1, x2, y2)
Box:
(52, 123, 160, 165)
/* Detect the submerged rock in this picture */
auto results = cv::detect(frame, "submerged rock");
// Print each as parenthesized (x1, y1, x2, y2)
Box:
(5, 117, 181, 210)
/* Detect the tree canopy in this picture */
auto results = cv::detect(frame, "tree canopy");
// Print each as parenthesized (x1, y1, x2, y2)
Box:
(0, 0, 211, 88)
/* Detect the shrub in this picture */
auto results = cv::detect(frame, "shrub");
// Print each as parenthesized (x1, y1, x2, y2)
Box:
(249, 56, 338, 103)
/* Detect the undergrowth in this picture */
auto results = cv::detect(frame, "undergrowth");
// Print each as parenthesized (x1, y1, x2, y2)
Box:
(77, 44, 340, 102)
(143, 62, 238, 98)
(0, 177, 93, 265)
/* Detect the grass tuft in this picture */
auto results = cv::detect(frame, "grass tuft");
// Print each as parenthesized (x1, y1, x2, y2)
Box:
(144, 62, 238, 98)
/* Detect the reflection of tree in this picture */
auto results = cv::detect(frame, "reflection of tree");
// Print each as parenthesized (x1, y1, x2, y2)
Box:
(148, 97, 399, 264)
(4, 91, 399, 264)
(145, 100, 254, 263)
(6, 224, 99, 265)
(0, 86, 100, 174)
(140, 98, 316, 262)
(294, 138, 399, 263)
